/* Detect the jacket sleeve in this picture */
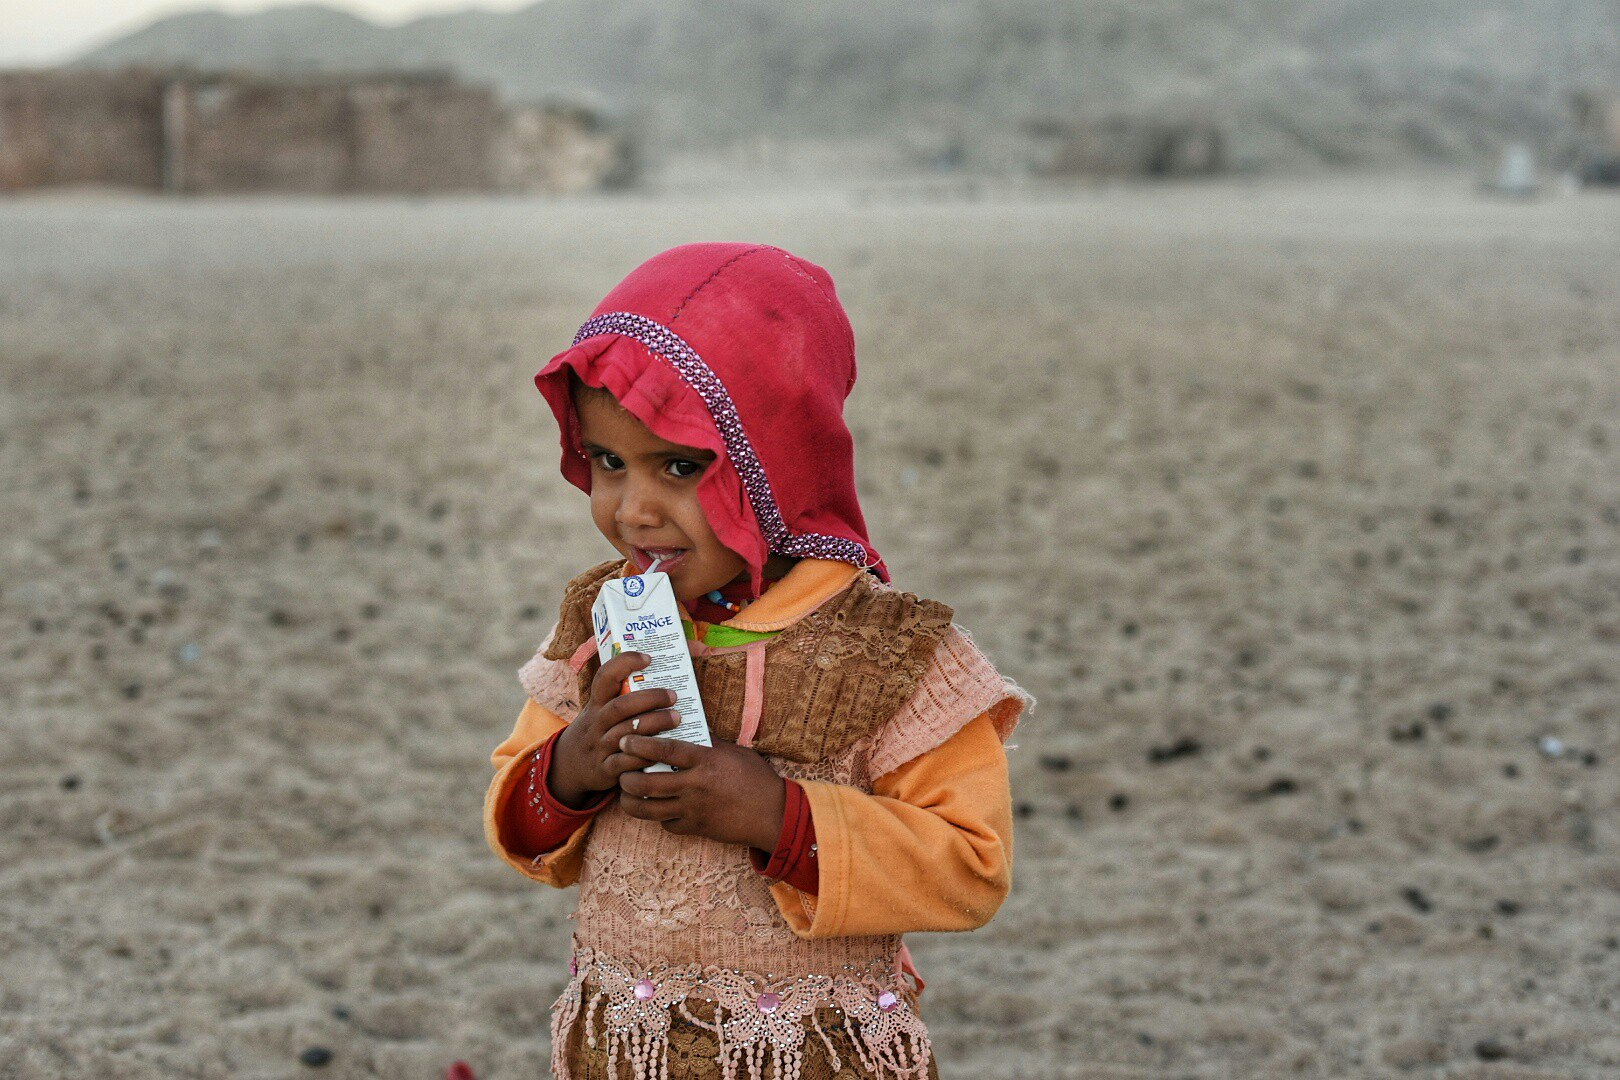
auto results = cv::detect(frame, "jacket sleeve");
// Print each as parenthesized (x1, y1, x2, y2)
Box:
(484, 698, 600, 887)
(767, 710, 1013, 938)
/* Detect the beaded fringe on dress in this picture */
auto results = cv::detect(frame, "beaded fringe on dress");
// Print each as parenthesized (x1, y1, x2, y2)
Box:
(550, 948, 935, 1080)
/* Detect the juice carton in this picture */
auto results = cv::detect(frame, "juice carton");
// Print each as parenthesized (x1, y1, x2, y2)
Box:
(592, 568, 713, 772)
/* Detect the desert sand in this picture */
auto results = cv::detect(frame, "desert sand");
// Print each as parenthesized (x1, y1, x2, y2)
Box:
(1, 174, 1617, 1078)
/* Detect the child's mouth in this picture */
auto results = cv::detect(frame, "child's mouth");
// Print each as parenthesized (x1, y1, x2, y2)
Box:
(632, 546, 689, 571)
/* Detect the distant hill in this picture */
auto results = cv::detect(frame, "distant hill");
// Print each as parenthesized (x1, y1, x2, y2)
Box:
(73, 0, 1620, 171)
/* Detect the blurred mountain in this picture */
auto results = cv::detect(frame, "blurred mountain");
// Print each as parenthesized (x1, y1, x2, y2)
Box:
(72, 0, 1620, 170)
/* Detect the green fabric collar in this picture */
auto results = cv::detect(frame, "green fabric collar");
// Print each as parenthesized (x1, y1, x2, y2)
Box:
(682, 617, 779, 648)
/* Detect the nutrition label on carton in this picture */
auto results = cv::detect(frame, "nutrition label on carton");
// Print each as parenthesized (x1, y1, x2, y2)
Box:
(592, 570, 714, 771)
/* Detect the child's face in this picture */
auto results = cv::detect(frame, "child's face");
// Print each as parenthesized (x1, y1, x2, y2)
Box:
(575, 390, 749, 602)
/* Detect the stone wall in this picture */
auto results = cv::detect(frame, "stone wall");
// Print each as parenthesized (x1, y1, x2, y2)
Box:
(168, 73, 500, 194)
(0, 69, 166, 190)
(0, 67, 628, 194)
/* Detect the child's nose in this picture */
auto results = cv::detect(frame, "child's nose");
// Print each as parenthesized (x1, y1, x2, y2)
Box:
(614, 477, 665, 528)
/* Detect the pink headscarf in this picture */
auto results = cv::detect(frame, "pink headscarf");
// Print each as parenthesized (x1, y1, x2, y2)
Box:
(534, 242, 887, 596)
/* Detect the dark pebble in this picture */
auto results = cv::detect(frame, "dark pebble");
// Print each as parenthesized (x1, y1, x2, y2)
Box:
(427, 542, 446, 559)
(1236, 649, 1258, 668)
(1065, 802, 1083, 821)
(299, 1047, 333, 1067)
(1148, 737, 1202, 764)
(31, 619, 47, 634)
(332, 627, 352, 643)
(1108, 793, 1129, 812)
(518, 604, 540, 621)
(1247, 777, 1297, 800)
(361, 603, 382, 619)
(1401, 886, 1433, 913)
(268, 610, 292, 627)
(1567, 547, 1585, 564)
(1252, 745, 1270, 762)
(1137, 1032, 1155, 1046)
(331, 1006, 350, 1021)
(1389, 722, 1425, 742)
(1464, 835, 1500, 853)
(1344, 817, 1364, 833)
(1121, 620, 1138, 637)
(60, 774, 80, 791)
(428, 498, 451, 520)
(1495, 899, 1521, 916)
(123, 683, 141, 700)
(1582, 751, 1599, 767)
(1502, 762, 1520, 778)
(1037, 755, 1072, 773)
(1013, 802, 1035, 820)
(1365, 921, 1382, 933)
(1474, 1039, 1509, 1062)
(1427, 702, 1452, 722)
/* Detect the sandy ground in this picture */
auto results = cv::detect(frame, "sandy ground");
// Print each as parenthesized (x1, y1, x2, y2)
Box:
(1, 174, 1618, 1079)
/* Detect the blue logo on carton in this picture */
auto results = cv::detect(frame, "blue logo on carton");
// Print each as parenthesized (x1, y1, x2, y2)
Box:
(625, 576, 645, 597)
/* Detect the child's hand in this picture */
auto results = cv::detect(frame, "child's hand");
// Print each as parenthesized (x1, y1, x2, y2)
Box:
(549, 652, 683, 810)
(615, 734, 788, 852)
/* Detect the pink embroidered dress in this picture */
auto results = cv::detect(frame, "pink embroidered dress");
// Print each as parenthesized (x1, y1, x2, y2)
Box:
(483, 243, 1033, 1079)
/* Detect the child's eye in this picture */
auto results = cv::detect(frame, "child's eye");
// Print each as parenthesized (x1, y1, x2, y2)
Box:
(588, 452, 702, 479)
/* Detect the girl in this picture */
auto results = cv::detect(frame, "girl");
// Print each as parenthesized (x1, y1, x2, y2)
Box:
(484, 242, 1032, 1080)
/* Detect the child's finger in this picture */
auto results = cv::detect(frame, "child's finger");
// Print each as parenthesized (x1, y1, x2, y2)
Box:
(618, 733, 703, 771)
(618, 767, 685, 799)
(588, 651, 651, 707)
(618, 791, 683, 823)
(602, 751, 660, 777)
(604, 708, 681, 747)
(593, 687, 676, 733)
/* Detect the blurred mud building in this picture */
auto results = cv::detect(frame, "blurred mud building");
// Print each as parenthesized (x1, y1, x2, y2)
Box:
(1020, 113, 1227, 179)
(0, 66, 635, 194)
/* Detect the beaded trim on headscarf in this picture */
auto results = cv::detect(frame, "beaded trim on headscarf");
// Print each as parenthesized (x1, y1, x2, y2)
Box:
(572, 311, 876, 571)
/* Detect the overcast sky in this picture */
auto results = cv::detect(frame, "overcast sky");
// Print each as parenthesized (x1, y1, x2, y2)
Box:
(0, 1, 532, 65)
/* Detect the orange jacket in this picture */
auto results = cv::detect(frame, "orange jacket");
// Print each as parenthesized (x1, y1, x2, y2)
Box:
(484, 560, 1016, 941)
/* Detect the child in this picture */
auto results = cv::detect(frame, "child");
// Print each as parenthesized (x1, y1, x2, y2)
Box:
(483, 242, 1033, 1080)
